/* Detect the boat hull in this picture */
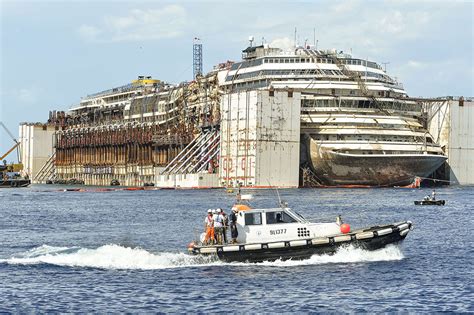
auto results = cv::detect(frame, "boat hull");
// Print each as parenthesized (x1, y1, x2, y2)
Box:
(188, 221, 412, 263)
(414, 200, 445, 205)
(307, 140, 447, 186)
(0, 179, 31, 188)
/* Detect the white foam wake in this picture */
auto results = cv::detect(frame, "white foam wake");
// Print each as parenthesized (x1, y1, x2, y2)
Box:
(254, 244, 404, 267)
(0, 244, 404, 270)
(0, 244, 219, 270)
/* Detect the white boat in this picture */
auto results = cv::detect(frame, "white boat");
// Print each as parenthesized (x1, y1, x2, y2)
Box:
(188, 201, 413, 262)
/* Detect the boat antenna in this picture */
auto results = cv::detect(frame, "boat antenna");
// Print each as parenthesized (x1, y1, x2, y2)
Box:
(236, 182, 242, 202)
(267, 179, 286, 208)
(294, 27, 297, 48)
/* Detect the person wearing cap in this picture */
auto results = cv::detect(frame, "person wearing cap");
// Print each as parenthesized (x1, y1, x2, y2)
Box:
(220, 208, 229, 244)
(204, 209, 214, 245)
(213, 209, 224, 245)
(229, 208, 238, 244)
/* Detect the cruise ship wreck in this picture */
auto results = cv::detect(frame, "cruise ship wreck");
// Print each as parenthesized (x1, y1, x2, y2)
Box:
(221, 44, 446, 186)
(20, 40, 448, 188)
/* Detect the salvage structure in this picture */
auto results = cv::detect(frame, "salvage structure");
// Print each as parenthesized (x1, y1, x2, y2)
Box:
(19, 40, 472, 187)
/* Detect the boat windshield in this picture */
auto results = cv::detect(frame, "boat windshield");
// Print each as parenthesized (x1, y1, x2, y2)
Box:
(288, 209, 308, 222)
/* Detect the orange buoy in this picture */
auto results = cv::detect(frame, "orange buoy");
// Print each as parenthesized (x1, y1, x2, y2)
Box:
(340, 223, 351, 234)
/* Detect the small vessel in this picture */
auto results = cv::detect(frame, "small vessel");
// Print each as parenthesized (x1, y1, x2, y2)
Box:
(415, 190, 445, 205)
(414, 199, 445, 206)
(0, 176, 31, 188)
(0, 164, 31, 188)
(1, 122, 31, 188)
(187, 198, 413, 262)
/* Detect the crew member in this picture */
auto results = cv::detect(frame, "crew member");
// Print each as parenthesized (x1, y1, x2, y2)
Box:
(204, 209, 214, 245)
(214, 209, 224, 245)
(230, 208, 238, 244)
(431, 190, 436, 201)
(220, 208, 229, 244)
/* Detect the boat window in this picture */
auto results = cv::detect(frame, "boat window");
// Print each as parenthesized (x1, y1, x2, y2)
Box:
(245, 212, 262, 225)
(266, 211, 297, 224)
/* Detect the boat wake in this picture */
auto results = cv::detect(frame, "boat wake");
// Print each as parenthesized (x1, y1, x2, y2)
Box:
(0, 244, 219, 270)
(0, 244, 404, 270)
(254, 244, 404, 267)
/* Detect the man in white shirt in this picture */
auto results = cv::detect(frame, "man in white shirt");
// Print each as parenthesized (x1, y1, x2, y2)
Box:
(213, 209, 224, 245)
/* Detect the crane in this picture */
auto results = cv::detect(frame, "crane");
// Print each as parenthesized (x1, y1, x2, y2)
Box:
(0, 121, 21, 163)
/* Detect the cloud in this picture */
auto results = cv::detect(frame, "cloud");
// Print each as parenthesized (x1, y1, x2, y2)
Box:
(269, 37, 295, 51)
(78, 5, 187, 42)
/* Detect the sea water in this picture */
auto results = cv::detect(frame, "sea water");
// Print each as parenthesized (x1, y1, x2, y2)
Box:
(1, 186, 472, 312)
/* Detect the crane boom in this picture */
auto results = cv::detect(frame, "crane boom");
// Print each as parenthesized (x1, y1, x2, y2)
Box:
(1, 142, 20, 161)
(0, 121, 19, 144)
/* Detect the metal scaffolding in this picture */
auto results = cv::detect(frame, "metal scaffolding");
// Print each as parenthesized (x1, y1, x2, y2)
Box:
(193, 38, 203, 79)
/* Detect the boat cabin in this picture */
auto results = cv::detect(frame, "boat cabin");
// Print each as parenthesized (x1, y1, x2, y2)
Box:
(234, 206, 340, 244)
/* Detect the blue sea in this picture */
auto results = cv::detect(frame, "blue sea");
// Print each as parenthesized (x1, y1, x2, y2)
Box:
(1, 185, 473, 312)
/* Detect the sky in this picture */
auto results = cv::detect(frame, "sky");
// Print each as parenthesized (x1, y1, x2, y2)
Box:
(0, 0, 473, 160)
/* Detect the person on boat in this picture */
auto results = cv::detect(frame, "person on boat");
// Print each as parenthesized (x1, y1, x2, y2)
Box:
(204, 209, 214, 245)
(276, 213, 284, 223)
(213, 209, 224, 245)
(229, 208, 238, 244)
(220, 208, 229, 244)
(423, 195, 430, 201)
(431, 190, 436, 201)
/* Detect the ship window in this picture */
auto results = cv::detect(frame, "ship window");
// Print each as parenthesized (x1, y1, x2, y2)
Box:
(245, 212, 262, 225)
(266, 211, 297, 224)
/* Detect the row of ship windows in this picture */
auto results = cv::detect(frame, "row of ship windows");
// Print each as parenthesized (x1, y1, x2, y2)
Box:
(302, 99, 422, 112)
(230, 58, 382, 71)
(312, 135, 433, 143)
(226, 69, 394, 83)
(306, 123, 422, 130)
(224, 79, 269, 91)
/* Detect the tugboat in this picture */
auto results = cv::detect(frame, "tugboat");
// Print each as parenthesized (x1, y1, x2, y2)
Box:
(187, 194, 413, 262)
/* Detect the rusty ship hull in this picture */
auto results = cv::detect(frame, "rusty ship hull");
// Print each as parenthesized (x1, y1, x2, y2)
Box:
(307, 139, 447, 186)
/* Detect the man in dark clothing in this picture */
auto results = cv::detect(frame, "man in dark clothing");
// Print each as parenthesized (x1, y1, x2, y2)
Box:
(230, 208, 238, 244)
(220, 208, 229, 244)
